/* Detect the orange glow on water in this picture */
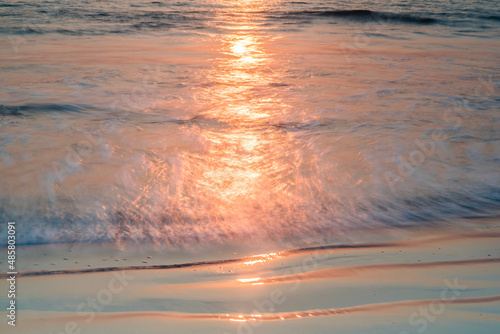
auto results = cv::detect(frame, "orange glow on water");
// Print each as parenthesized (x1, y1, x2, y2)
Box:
(176, 0, 297, 223)
(237, 277, 261, 283)
(228, 313, 263, 322)
(241, 253, 281, 266)
(236, 277, 265, 285)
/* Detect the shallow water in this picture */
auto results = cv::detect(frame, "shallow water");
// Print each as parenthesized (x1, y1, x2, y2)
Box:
(0, 0, 500, 247)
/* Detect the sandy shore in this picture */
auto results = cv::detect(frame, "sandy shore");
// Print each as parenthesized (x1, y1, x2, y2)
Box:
(1, 220, 499, 334)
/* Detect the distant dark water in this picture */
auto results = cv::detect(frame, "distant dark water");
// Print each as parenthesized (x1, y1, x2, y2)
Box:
(0, 0, 499, 247)
(1, 0, 500, 35)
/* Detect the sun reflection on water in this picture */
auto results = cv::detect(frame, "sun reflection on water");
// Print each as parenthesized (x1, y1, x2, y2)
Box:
(176, 0, 298, 225)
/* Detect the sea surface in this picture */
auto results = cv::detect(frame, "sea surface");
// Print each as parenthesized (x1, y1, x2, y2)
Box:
(0, 0, 499, 247)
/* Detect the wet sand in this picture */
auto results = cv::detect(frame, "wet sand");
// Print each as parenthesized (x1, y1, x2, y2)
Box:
(1, 220, 499, 334)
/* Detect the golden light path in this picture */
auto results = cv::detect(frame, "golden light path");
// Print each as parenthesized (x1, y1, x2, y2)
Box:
(174, 0, 300, 238)
(176, 3, 300, 320)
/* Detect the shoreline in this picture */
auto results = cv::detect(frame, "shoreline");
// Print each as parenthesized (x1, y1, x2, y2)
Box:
(1, 219, 499, 333)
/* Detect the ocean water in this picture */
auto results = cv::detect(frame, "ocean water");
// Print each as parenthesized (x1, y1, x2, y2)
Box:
(0, 0, 499, 247)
